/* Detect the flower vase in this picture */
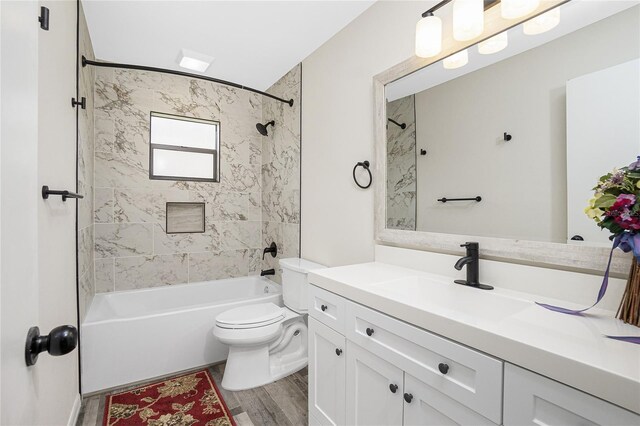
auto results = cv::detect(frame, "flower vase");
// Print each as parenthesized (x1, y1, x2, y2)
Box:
(617, 257, 640, 327)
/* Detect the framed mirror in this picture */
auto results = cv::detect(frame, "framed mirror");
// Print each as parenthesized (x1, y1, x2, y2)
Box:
(374, 0, 639, 275)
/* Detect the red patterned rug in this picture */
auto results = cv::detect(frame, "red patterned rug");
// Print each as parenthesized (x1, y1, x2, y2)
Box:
(103, 369, 236, 426)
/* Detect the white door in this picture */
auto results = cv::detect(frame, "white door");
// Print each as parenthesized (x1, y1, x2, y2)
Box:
(1, 0, 80, 424)
(403, 373, 496, 426)
(346, 341, 403, 426)
(309, 317, 346, 426)
(566, 59, 640, 245)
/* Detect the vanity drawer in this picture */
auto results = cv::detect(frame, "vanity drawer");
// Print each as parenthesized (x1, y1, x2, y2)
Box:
(309, 285, 346, 334)
(504, 363, 640, 426)
(346, 301, 503, 424)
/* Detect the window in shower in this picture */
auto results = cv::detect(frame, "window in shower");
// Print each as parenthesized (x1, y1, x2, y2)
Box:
(149, 112, 220, 182)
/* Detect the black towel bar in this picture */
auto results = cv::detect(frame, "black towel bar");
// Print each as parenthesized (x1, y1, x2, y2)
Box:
(42, 186, 84, 202)
(438, 196, 482, 203)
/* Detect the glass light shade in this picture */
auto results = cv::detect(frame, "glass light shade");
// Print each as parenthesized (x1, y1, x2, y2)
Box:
(501, 0, 540, 19)
(523, 7, 561, 35)
(453, 0, 484, 41)
(415, 14, 443, 58)
(443, 49, 469, 69)
(478, 32, 508, 54)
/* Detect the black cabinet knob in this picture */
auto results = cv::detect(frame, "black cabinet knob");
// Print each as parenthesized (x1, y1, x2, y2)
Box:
(404, 393, 413, 403)
(366, 327, 374, 336)
(438, 363, 449, 374)
(335, 348, 343, 356)
(389, 384, 398, 393)
(321, 304, 328, 312)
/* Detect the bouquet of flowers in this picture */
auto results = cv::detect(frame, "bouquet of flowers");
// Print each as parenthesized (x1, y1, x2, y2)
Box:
(585, 157, 640, 326)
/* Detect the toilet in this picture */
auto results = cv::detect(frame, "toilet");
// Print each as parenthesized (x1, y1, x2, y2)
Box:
(213, 258, 325, 391)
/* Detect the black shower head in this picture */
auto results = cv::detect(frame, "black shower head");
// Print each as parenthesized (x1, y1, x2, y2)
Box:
(388, 118, 406, 129)
(256, 120, 275, 136)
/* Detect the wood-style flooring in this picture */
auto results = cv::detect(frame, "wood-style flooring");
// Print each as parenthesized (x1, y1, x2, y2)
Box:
(76, 363, 308, 426)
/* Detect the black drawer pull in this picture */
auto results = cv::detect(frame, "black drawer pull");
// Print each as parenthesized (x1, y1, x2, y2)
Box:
(321, 304, 328, 312)
(438, 363, 449, 374)
(404, 393, 413, 403)
(366, 327, 374, 336)
(389, 384, 398, 393)
(335, 348, 343, 356)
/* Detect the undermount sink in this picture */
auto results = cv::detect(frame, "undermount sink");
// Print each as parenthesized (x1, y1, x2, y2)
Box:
(366, 275, 530, 322)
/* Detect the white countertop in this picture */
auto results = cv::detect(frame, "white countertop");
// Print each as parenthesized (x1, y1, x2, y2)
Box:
(308, 261, 640, 414)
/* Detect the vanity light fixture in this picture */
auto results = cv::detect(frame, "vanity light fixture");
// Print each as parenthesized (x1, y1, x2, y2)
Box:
(415, 0, 500, 59)
(478, 31, 508, 54)
(453, 0, 484, 41)
(177, 48, 214, 73)
(443, 49, 469, 69)
(415, 12, 443, 58)
(523, 7, 561, 35)
(501, 0, 540, 19)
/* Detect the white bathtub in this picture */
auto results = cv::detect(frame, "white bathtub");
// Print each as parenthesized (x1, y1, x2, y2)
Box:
(81, 276, 282, 394)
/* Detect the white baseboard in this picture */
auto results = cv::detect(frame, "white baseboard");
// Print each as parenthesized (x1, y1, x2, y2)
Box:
(67, 393, 82, 426)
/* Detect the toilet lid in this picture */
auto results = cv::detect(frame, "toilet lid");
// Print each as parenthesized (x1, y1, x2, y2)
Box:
(216, 303, 285, 329)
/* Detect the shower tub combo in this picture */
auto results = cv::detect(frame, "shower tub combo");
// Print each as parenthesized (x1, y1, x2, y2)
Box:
(81, 276, 282, 394)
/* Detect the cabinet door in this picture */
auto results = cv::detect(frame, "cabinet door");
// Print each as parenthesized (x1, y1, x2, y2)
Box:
(346, 342, 404, 426)
(403, 373, 496, 426)
(504, 364, 640, 426)
(309, 317, 346, 426)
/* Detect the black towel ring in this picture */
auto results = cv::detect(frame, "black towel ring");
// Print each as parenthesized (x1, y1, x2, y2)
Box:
(353, 161, 372, 189)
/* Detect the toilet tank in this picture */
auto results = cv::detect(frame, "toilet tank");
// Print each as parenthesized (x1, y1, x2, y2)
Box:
(279, 258, 326, 313)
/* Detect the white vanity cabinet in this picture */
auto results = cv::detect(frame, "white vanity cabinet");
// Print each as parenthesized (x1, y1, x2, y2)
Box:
(308, 284, 640, 426)
(309, 317, 346, 426)
(346, 342, 404, 425)
(503, 364, 640, 426)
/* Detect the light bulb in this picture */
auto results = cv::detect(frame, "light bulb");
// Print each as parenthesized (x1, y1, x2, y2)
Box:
(453, 0, 484, 41)
(478, 32, 508, 54)
(415, 14, 443, 58)
(501, 0, 540, 20)
(443, 49, 469, 69)
(523, 7, 561, 35)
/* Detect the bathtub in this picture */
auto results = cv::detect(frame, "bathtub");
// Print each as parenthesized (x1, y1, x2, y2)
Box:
(81, 276, 282, 394)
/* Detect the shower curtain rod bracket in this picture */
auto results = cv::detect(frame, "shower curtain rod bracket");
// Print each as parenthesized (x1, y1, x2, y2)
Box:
(81, 56, 294, 107)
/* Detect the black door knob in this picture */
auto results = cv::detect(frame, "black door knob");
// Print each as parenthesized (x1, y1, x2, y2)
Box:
(335, 348, 343, 356)
(321, 304, 328, 311)
(389, 384, 398, 393)
(25, 325, 78, 366)
(366, 327, 374, 336)
(404, 393, 413, 403)
(438, 363, 449, 374)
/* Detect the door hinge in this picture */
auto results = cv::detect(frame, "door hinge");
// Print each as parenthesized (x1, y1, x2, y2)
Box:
(38, 7, 49, 31)
(71, 97, 86, 109)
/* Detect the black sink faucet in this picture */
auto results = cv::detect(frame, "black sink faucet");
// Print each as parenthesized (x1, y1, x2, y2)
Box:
(454, 242, 493, 290)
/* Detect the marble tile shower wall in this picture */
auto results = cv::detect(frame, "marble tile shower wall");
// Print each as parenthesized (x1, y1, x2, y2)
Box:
(92, 68, 269, 292)
(77, 3, 95, 321)
(386, 95, 416, 230)
(261, 65, 302, 284)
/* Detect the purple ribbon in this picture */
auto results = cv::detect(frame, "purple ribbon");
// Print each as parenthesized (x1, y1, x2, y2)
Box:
(536, 233, 640, 345)
(605, 335, 640, 344)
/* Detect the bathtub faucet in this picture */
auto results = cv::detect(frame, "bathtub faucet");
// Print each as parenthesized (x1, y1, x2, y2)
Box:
(263, 242, 278, 259)
(260, 269, 275, 276)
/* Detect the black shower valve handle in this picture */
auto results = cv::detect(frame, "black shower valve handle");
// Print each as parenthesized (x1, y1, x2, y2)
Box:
(262, 242, 278, 260)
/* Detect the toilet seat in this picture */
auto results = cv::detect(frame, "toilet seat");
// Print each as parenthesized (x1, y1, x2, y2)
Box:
(216, 302, 285, 329)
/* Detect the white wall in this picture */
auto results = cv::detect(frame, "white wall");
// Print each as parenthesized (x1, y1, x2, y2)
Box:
(301, 1, 428, 266)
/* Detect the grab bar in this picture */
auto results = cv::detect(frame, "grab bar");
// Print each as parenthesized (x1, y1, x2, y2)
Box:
(437, 196, 482, 203)
(42, 186, 84, 202)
